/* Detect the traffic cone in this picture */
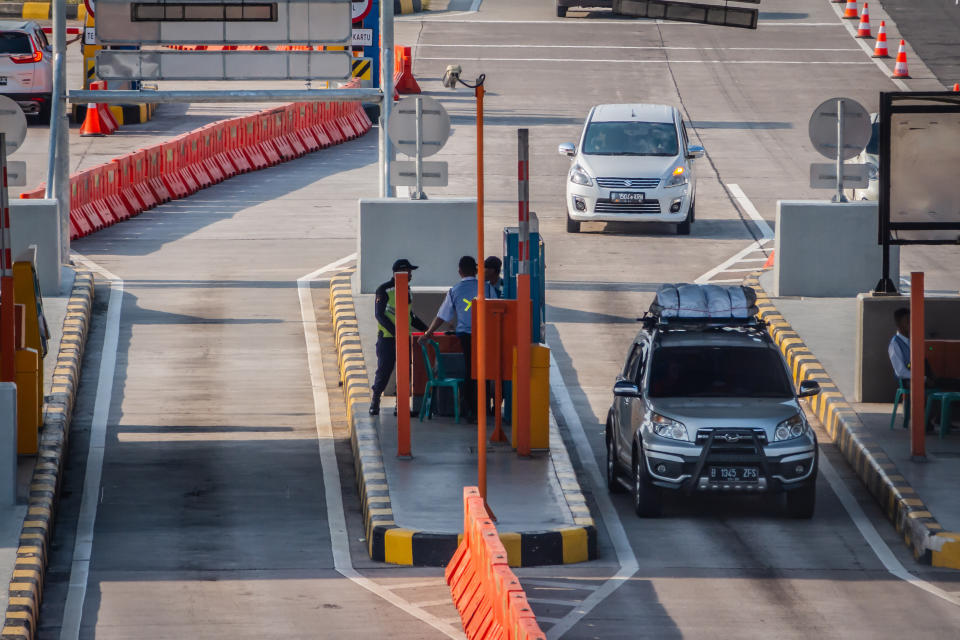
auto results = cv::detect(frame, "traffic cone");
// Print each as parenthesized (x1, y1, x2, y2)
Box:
(763, 251, 775, 269)
(842, 0, 859, 19)
(893, 40, 910, 79)
(79, 102, 108, 136)
(856, 3, 872, 37)
(953, 83, 959, 92)
(873, 21, 889, 57)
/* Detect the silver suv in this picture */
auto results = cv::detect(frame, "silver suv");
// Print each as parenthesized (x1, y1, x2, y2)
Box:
(0, 21, 53, 123)
(605, 286, 821, 518)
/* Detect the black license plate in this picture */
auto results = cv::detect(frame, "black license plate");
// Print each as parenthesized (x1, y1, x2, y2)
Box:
(609, 191, 645, 203)
(0, 77, 6, 86)
(709, 466, 759, 483)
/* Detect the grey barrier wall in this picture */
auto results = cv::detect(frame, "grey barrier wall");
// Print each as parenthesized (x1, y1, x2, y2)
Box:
(774, 201, 898, 298)
(856, 295, 960, 403)
(357, 198, 478, 295)
(11, 199, 61, 296)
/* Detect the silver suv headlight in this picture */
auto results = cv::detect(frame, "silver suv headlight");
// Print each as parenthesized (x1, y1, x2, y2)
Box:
(569, 164, 593, 186)
(651, 412, 689, 441)
(665, 165, 687, 188)
(774, 414, 807, 441)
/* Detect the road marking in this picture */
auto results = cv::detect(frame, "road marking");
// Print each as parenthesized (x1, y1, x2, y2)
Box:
(416, 43, 860, 52)
(828, 1, 911, 91)
(696, 184, 774, 284)
(818, 452, 960, 607)
(526, 597, 585, 606)
(60, 255, 124, 640)
(418, 56, 874, 65)
(522, 579, 601, 591)
(727, 183, 774, 239)
(546, 355, 638, 639)
(297, 255, 464, 640)
(695, 239, 771, 284)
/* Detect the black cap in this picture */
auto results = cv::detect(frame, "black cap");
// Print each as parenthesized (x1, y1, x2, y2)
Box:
(392, 258, 418, 272)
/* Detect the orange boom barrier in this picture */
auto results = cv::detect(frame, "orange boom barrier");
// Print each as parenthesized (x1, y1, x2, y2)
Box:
(445, 487, 546, 640)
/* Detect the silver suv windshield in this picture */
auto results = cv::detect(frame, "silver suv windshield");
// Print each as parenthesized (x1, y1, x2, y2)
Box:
(582, 121, 678, 156)
(649, 346, 793, 398)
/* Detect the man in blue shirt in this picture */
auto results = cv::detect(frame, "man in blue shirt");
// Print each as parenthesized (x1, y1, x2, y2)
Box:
(421, 256, 498, 420)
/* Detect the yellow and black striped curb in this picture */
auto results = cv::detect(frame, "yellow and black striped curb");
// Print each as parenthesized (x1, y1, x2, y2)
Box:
(0, 2, 85, 19)
(394, 0, 430, 15)
(1, 271, 94, 640)
(745, 272, 960, 569)
(329, 271, 597, 567)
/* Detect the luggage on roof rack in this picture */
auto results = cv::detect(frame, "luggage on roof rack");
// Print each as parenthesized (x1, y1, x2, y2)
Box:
(649, 283, 758, 320)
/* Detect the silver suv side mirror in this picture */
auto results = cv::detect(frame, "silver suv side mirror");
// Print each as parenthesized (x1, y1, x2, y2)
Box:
(558, 142, 576, 157)
(798, 380, 821, 398)
(686, 145, 705, 159)
(613, 380, 640, 398)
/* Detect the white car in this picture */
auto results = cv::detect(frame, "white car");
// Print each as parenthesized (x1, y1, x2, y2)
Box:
(560, 104, 703, 235)
(849, 112, 879, 201)
(0, 21, 53, 123)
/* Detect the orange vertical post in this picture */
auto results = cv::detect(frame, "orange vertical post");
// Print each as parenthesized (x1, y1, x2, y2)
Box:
(475, 81, 488, 505)
(909, 271, 925, 460)
(396, 271, 412, 458)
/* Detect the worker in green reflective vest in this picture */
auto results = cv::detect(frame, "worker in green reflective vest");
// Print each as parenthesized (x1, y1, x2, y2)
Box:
(371, 259, 428, 416)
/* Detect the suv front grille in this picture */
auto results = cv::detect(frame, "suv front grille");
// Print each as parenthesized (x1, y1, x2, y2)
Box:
(594, 199, 661, 214)
(596, 177, 660, 189)
(696, 428, 768, 449)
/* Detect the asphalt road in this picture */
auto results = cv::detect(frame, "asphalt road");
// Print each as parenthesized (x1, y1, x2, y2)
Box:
(883, 0, 960, 87)
(23, 0, 960, 638)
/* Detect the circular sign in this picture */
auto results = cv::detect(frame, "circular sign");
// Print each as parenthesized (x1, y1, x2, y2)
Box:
(84, 0, 94, 18)
(389, 96, 451, 158)
(352, 0, 371, 22)
(808, 97, 871, 161)
(0, 96, 28, 156)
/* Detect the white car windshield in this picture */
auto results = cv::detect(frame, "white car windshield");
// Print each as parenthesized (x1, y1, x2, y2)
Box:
(582, 121, 679, 156)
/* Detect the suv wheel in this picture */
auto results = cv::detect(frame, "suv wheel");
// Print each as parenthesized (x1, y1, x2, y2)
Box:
(632, 449, 662, 517)
(676, 209, 691, 235)
(37, 96, 52, 125)
(556, 3, 568, 17)
(786, 481, 816, 519)
(606, 427, 624, 493)
(566, 214, 580, 233)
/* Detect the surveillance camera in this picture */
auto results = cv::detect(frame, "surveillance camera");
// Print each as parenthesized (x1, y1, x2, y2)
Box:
(441, 64, 462, 89)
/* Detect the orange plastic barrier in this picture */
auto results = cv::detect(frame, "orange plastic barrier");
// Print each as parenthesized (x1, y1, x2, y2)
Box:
(19, 100, 372, 240)
(445, 487, 546, 640)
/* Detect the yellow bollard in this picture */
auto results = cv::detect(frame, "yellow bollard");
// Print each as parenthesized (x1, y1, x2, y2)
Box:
(512, 344, 551, 451)
(16, 348, 40, 454)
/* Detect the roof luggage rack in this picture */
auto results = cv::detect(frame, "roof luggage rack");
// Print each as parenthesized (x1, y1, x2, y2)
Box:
(642, 283, 762, 329)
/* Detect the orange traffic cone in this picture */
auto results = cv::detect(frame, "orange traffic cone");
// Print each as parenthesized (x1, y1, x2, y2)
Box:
(763, 251, 775, 269)
(893, 39, 910, 79)
(842, 0, 859, 19)
(873, 21, 889, 57)
(80, 102, 108, 136)
(953, 83, 959, 92)
(856, 3, 872, 37)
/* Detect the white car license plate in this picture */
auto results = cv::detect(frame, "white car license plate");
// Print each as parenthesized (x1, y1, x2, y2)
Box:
(709, 466, 759, 483)
(610, 191, 644, 203)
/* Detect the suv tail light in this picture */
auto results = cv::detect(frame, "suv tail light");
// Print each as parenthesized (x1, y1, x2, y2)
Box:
(10, 36, 42, 64)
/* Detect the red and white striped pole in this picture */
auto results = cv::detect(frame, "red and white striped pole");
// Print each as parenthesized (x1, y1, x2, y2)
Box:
(516, 129, 532, 456)
(0, 133, 15, 382)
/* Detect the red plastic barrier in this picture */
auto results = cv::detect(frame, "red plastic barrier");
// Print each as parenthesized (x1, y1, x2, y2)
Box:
(68, 174, 92, 238)
(103, 163, 130, 221)
(226, 121, 252, 173)
(129, 149, 158, 210)
(144, 146, 172, 203)
(113, 153, 145, 217)
(241, 116, 269, 169)
(160, 139, 191, 198)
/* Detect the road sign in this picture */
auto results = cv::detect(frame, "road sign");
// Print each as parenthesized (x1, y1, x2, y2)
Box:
(388, 95, 450, 157)
(352, 0, 372, 22)
(97, 50, 352, 81)
(0, 96, 27, 156)
(84, 0, 94, 17)
(808, 97, 871, 161)
(83, 26, 96, 45)
(352, 28, 373, 47)
(809, 163, 870, 189)
(95, 0, 352, 45)
(391, 161, 448, 187)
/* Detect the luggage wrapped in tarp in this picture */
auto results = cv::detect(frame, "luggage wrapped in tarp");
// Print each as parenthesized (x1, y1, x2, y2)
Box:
(650, 283, 758, 319)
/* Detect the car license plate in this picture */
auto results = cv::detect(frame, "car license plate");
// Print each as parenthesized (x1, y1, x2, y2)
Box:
(709, 466, 759, 483)
(0, 77, 6, 86)
(609, 191, 645, 203)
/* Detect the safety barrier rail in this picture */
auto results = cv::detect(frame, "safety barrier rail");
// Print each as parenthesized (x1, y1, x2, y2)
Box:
(445, 487, 546, 640)
(20, 98, 372, 239)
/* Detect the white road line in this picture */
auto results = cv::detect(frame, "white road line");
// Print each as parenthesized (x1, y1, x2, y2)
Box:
(526, 597, 582, 607)
(695, 240, 769, 284)
(727, 184, 774, 239)
(546, 355, 638, 640)
(417, 56, 873, 65)
(818, 452, 960, 607)
(828, 1, 911, 91)
(60, 255, 123, 640)
(416, 44, 859, 52)
(297, 256, 464, 640)
(695, 186, 772, 284)
(522, 579, 601, 591)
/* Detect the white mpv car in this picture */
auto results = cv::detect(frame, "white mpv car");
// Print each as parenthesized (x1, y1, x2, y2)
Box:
(560, 104, 703, 235)
(0, 21, 53, 123)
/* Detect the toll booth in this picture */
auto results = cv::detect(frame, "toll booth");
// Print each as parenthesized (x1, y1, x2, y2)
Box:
(501, 228, 545, 343)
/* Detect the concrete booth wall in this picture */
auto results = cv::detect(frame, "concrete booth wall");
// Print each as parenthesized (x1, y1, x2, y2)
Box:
(11, 199, 61, 297)
(774, 201, 898, 298)
(855, 295, 960, 403)
(356, 198, 478, 295)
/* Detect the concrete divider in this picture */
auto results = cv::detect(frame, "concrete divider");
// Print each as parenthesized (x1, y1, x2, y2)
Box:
(21, 100, 373, 241)
(445, 487, 545, 639)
